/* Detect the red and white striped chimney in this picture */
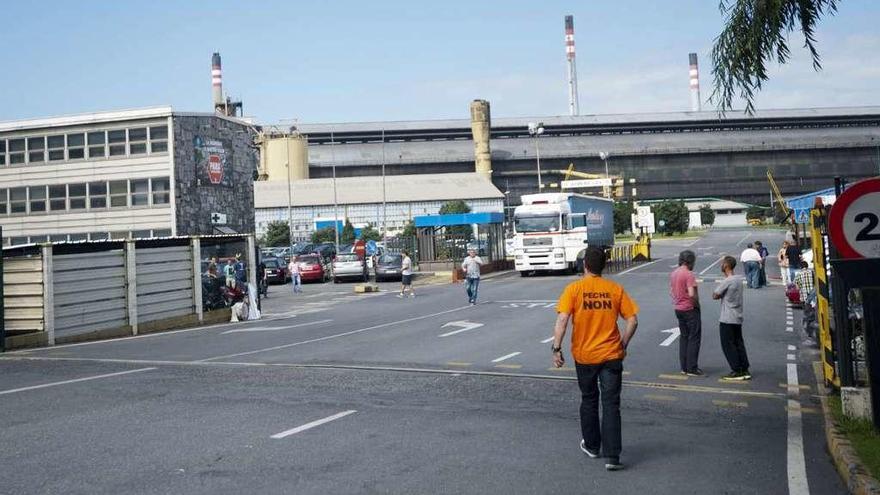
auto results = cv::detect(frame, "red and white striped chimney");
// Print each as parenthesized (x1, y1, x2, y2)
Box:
(565, 15, 579, 116)
(212, 52, 223, 110)
(688, 53, 701, 112)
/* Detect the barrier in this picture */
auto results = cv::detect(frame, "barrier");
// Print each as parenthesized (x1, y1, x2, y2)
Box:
(810, 207, 840, 388)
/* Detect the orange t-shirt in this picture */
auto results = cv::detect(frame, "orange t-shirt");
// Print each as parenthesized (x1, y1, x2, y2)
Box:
(556, 275, 639, 365)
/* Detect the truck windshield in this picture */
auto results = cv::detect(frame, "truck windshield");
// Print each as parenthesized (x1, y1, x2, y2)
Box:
(515, 215, 560, 233)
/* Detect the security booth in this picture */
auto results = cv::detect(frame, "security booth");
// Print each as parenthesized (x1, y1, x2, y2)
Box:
(413, 212, 507, 273)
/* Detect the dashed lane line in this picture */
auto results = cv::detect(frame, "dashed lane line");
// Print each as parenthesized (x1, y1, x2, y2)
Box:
(491, 352, 522, 363)
(495, 364, 523, 370)
(270, 410, 357, 439)
(0, 367, 156, 395)
(713, 399, 748, 408)
(658, 373, 688, 381)
(446, 361, 472, 367)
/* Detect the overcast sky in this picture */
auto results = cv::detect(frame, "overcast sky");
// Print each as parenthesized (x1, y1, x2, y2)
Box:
(3, 0, 878, 124)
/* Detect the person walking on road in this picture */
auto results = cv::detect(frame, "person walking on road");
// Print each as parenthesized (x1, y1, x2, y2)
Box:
(670, 250, 703, 376)
(778, 241, 790, 286)
(552, 246, 639, 471)
(754, 241, 769, 287)
(288, 256, 302, 294)
(713, 256, 751, 381)
(785, 241, 802, 285)
(740, 244, 762, 289)
(398, 250, 415, 298)
(462, 248, 483, 305)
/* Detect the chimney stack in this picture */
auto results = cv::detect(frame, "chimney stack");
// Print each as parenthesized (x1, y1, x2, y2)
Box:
(688, 53, 701, 112)
(565, 15, 580, 116)
(212, 52, 224, 111)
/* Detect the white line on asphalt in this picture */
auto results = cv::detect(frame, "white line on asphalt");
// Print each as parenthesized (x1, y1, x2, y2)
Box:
(735, 232, 751, 246)
(0, 367, 155, 396)
(787, 354, 796, 361)
(787, 363, 799, 389)
(541, 336, 555, 344)
(617, 259, 662, 275)
(199, 303, 479, 362)
(438, 321, 484, 337)
(786, 327, 793, 332)
(270, 410, 357, 439)
(221, 319, 333, 334)
(491, 352, 522, 363)
(660, 327, 681, 347)
(788, 345, 796, 351)
(698, 255, 726, 276)
(786, 361, 810, 494)
(496, 300, 556, 304)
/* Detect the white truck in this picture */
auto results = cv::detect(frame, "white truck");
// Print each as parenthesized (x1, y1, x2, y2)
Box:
(512, 193, 614, 274)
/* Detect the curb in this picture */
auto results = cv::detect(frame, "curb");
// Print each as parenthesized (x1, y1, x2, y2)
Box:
(813, 362, 880, 494)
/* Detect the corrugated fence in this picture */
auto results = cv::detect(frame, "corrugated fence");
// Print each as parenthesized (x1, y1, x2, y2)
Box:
(136, 246, 194, 324)
(54, 250, 127, 339)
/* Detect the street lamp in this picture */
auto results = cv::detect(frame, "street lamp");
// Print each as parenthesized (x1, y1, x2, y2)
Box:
(599, 151, 610, 198)
(381, 128, 387, 245)
(528, 122, 545, 191)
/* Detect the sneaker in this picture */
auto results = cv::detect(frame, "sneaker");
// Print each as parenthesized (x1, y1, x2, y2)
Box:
(721, 371, 746, 381)
(396, 294, 404, 298)
(685, 369, 704, 377)
(469, 302, 475, 306)
(605, 457, 624, 471)
(579, 440, 599, 458)
(740, 371, 752, 380)
(680, 370, 688, 375)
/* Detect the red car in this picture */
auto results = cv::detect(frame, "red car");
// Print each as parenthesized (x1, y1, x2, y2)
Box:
(297, 254, 330, 283)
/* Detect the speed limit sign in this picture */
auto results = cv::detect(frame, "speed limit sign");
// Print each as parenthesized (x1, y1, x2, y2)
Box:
(829, 177, 880, 259)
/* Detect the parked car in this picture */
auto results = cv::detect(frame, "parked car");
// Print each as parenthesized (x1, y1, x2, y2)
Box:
(374, 253, 403, 282)
(297, 254, 330, 283)
(292, 243, 315, 256)
(262, 257, 289, 284)
(332, 253, 368, 283)
(315, 243, 337, 260)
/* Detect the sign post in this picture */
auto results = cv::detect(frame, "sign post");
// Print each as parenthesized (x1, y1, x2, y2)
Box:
(828, 177, 880, 430)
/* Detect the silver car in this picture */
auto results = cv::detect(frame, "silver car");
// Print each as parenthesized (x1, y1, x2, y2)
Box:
(332, 253, 368, 283)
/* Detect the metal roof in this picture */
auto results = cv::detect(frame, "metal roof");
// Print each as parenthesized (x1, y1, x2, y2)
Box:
(0, 106, 254, 133)
(254, 173, 504, 209)
(414, 212, 505, 227)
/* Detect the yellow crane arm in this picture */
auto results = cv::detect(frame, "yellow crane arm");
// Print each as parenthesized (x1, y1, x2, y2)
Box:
(767, 170, 790, 218)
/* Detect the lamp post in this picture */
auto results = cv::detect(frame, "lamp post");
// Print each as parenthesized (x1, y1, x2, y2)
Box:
(381, 128, 387, 245)
(599, 151, 610, 198)
(528, 122, 544, 192)
(285, 129, 293, 253)
(330, 132, 340, 252)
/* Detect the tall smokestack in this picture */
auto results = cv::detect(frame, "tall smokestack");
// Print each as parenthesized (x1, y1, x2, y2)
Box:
(688, 52, 701, 112)
(470, 100, 492, 180)
(212, 52, 223, 111)
(565, 15, 580, 116)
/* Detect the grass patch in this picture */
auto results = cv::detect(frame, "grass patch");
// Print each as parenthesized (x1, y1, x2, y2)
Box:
(829, 395, 880, 478)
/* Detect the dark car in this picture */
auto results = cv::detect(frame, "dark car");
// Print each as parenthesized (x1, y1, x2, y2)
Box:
(297, 254, 330, 283)
(314, 243, 337, 260)
(374, 254, 404, 282)
(262, 257, 289, 284)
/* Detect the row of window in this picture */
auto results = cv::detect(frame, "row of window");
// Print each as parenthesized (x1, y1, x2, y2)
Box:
(4, 229, 173, 247)
(0, 125, 168, 166)
(0, 177, 170, 216)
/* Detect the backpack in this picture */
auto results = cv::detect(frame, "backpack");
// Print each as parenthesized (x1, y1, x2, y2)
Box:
(785, 283, 802, 305)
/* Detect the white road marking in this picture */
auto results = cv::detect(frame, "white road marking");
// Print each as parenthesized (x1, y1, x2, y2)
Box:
(438, 320, 485, 337)
(787, 354, 796, 361)
(786, 327, 794, 332)
(788, 345, 796, 351)
(270, 410, 357, 439)
(660, 327, 681, 347)
(222, 319, 333, 334)
(617, 259, 662, 275)
(496, 300, 556, 304)
(698, 255, 726, 276)
(541, 336, 555, 344)
(199, 304, 477, 362)
(0, 367, 155, 396)
(786, 362, 810, 494)
(735, 232, 751, 246)
(491, 352, 522, 363)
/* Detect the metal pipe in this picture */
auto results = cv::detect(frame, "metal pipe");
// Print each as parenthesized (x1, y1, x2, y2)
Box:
(286, 133, 293, 252)
(382, 128, 387, 244)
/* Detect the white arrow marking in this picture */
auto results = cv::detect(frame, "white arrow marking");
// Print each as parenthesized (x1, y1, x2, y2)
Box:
(660, 327, 681, 347)
(439, 320, 485, 337)
(222, 319, 332, 334)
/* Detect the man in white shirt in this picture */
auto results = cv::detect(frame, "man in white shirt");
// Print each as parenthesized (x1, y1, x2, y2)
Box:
(398, 250, 415, 298)
(461, 249, 484, 305)
(740, 244, 762, 289)
(287, 256, 302, 294)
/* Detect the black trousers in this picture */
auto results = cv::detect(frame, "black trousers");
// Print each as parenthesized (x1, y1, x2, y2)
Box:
(675, 308, 702, 373)
(575, 359, 623, 458)
(719, 322, 750, 373)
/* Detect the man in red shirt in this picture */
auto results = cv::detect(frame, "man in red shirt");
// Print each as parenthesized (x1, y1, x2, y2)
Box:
(553, 247, 639, 471)
(670, 250, 702, 376)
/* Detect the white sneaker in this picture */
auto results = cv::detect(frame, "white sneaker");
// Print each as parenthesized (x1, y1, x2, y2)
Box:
(579, 440, 599, 458)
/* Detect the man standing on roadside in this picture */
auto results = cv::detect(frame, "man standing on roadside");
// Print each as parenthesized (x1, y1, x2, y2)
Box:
(288, 256, 302, 294)
(740, 244, 762, 289)
(713, 256, 751, 381)
(461, 248, 483, 305)
(670, 250, 703, 376)
(754, 241, 769, 288)
(398, 250, 415, 298)
(785, 241, 802, 285)
(552, 246, 639, 471)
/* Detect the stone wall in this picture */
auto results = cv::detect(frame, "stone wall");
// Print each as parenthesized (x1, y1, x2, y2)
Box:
(172, 115, 258, 235)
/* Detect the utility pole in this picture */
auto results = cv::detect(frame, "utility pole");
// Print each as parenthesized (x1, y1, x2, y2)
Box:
(285, 130, 293, 252)
(528, 122, 544, 191)
(331, 132, 340, 252)
(381, 128, 387, 245)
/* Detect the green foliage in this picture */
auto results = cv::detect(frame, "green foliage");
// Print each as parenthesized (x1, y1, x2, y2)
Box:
(746, 205, 766, 220)
(613, 201, 635, 235)
(699, 204, 716, 226)
(655, 200, 689, 235)
(262, 220, 290, 248)
(830, 395, 880, 479)
(311, 227, 336, 244)
(359, 224, 382, 242)
(401, 220, 417, 239)
(439, 200, 473, 240)
(711, 0, 839, 113)
(341, 219, 356, 244)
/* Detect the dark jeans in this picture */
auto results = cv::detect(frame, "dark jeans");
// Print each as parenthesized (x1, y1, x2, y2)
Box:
(576, 359, 623, 458)
(758, 264, 767, 287)
(675, 308, 702, 373)
(719, 322, 750, 373)
(465, 277, 480, 303)
(744, 261, 760, 288)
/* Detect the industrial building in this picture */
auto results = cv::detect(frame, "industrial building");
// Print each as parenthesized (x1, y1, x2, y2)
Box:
(0, 106, 258, 246)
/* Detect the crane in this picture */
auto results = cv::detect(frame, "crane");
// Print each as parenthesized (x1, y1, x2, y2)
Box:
(767, 169, 793, 225)
(552, 163, 624, 198)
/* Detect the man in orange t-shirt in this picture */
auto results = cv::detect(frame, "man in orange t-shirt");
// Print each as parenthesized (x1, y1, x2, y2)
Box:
(553, 246, 639, 471)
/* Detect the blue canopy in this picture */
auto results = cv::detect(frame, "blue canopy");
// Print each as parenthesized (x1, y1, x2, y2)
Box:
(785, 187, 836, 224)
(414, 212, 504, 228)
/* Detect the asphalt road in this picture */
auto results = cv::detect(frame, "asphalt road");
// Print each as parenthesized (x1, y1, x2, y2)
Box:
(0, 228, 845, 494)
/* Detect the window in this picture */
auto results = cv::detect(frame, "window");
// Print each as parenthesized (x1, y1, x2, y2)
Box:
(49, 234, 68, 242)
(10, 187, 26, 214)
(68, 233, 87, 242)
(27, 137, 45, 163)
(88, 181, 107, 209)
(49, 184, 66, 211)
(67, 133, 85, 160)
(108, 130, 126, 156)
(0, 188, 6, 215)
(151, 177, 170, 204)
(69, 183, 86, 210)
(89, 232, 108, 241)
(10, 236, 28, 246)
(0, 140, 5, 166)
(109, 231, 128, 240)
(153, 229, 171, 237)
(48, 135, 65, 161)
(131, 230, 151, 239)
(149, 125, 168, 153)
(9, 138, 25, 164)
(130, 179, 149, 206)
(88, 131, 106, 158)
(109, 180, 127, 207)
(128, 127, 147, 155)
(29, 186, 47, 212)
